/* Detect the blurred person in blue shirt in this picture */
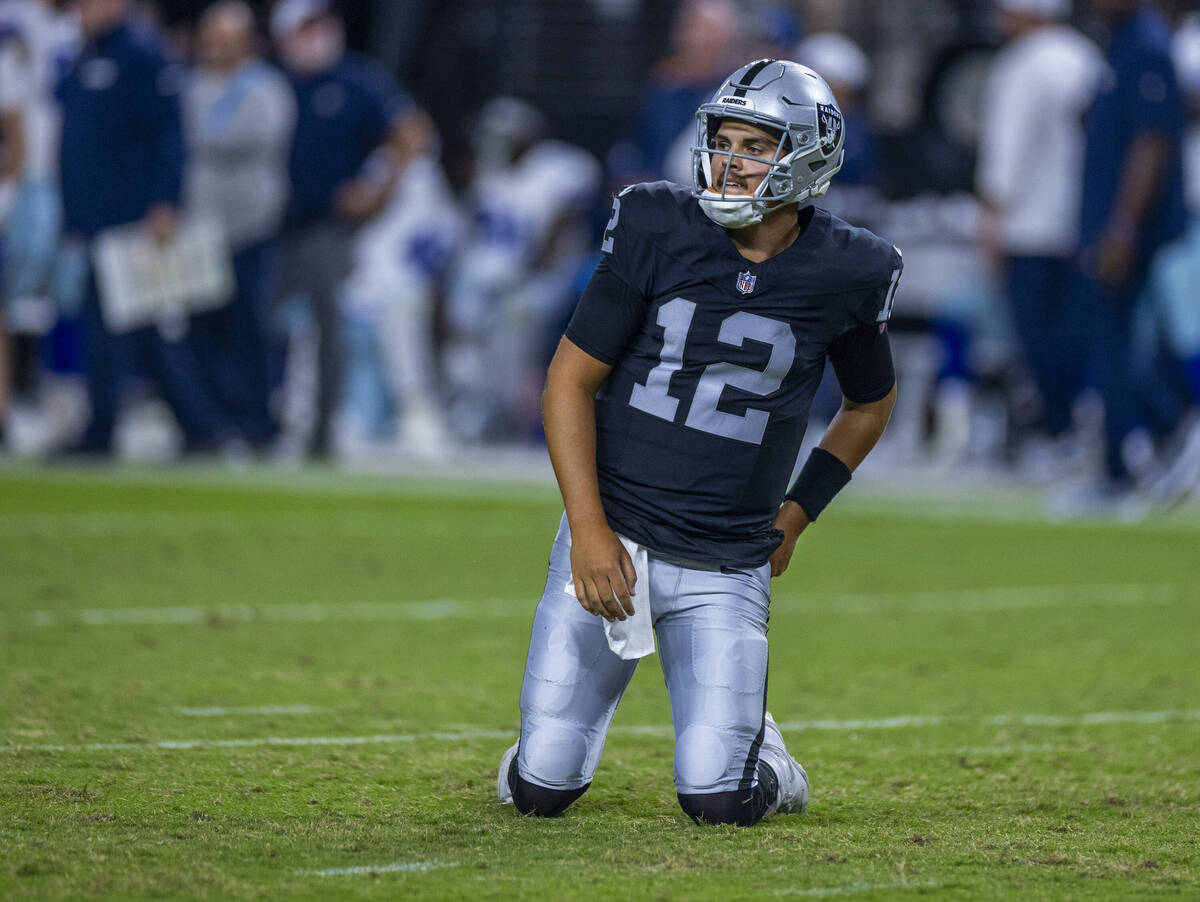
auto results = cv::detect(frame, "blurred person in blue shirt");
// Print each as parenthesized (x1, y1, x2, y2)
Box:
(184, 1, 295, 449)
(1075, 0, 1189, 500)
(56, 0, 233, 456)
(1134, 10, 1200, 504)
(271, 0, 412, 458)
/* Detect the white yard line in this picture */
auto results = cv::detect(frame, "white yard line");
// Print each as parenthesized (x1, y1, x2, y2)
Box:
(4, 709, 1198, 755)
(775, 582, 1183, 614)
(295, 861, 456, 877)
(171, 705, 322, 717)
(24, 582, 1187, 628)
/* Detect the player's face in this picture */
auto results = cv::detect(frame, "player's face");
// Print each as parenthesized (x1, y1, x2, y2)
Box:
(708, 120, 783, 197)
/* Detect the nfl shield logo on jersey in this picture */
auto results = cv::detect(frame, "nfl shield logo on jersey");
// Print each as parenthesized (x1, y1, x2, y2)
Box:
(736, 271, 756, 295)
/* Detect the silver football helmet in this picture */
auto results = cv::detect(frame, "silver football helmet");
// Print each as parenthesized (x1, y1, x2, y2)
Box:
(692, 59, 845, 224)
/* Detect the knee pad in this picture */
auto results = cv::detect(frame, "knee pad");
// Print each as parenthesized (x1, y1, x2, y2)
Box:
(508, 755, 589, 817)
(677, 762, 778, 827)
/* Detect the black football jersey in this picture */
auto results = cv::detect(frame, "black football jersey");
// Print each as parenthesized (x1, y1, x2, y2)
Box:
(566, 181, 902, 567)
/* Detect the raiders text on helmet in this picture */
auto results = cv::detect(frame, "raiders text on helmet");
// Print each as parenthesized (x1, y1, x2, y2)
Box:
(693, 59, 845, 227)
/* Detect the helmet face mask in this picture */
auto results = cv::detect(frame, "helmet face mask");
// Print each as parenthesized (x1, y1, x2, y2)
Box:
(692, 59, 845, 216)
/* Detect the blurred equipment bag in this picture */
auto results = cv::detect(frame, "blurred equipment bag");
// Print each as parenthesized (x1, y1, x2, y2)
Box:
(92, 217, 233, 333)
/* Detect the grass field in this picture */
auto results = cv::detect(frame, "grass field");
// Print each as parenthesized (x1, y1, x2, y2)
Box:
(1, 463, 1198, 900)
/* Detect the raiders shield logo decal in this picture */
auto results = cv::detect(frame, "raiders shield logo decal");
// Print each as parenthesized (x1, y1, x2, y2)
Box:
(817, 102, 843, 155)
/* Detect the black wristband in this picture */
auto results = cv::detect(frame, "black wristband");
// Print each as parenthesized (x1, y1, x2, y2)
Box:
(784, 448, 852, 522)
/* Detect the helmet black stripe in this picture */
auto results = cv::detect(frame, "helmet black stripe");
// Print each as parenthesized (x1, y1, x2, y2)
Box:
(731, 59, 774, 98)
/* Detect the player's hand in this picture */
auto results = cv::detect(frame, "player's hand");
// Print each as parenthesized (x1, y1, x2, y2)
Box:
(769, 534, 798, 578)
(145, 204, 179, 245)
(569, 523, 637, 622)
(769, 500, 810, 578)
(1096, 228, 1136, 290)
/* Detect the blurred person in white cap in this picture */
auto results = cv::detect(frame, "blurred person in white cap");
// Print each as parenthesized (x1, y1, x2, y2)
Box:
(270, 0, 415, 458)
(794, 33, 875, 195)
(976, 0, 1102, 479)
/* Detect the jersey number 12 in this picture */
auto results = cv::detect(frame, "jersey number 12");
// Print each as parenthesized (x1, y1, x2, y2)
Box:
(630, 297, 795, 446)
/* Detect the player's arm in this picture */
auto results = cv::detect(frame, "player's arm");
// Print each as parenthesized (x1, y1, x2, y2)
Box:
(544, 251, 650, 621)
(771, 313, 897, 577)
(543, 338, 638, 623)
(1095, 132, 1170, 289)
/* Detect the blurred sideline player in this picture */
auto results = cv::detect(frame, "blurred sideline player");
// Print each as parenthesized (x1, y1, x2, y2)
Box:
(497, 60, 902, 826)
(339, 108, 459, 456)
(0, 0, 75, 450)
(443, 97, 600, 441)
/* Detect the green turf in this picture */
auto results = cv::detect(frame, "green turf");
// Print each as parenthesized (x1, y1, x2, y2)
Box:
(1, 465, 1198, 900)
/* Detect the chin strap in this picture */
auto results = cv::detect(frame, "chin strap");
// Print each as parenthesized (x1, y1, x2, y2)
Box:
(698, 193, 767, 229)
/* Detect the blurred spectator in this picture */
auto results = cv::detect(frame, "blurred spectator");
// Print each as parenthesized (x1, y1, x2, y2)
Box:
(747, 3, 803, 61)
(975, 0, 1101, 475)
(271, 0, 413, 458)
(56, 0, 233, 456)
(0, 26, 21, 449)
(619, 0, 744, 183)
(184, 0, 295, 448)
(340, 108, 459, 456)
(1136, 10, 1200, 504)
(1074, 0, 1189, 501)
(0, 0, 75, 451)
(795, 31, 880, 224)
(444, 97, 600, 441)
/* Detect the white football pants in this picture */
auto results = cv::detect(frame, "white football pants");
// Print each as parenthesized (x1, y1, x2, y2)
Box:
(516, 514, 772, 796)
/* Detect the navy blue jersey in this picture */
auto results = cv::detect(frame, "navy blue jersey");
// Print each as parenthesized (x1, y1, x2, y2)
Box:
(566, 181, 901, 567)
(1080, 5, 1186, 262)
(287, 53, 412, 226)
(57, 23, 184, 237)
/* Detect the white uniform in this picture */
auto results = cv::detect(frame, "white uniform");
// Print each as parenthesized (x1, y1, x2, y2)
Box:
(0, 0, 76, 309)
(340, 153, 460, 448)
(444, 139, 600, 439)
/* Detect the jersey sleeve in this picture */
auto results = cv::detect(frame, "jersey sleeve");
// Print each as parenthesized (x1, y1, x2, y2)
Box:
(598, 185, 659, 297)
(564, 257, 650, 365)
(1126, 46, 1183, 135)
(828, 320, 895, 403)
(849, 244, 903, 327)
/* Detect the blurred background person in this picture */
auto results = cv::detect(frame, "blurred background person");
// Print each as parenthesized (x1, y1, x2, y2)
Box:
(794, 30, 880, 225)
(975, 0, 1101, 482)
(0, 0, 75, 453)
(0, 22, 22, 451)
(56, 0, 233, 457)
(443, 96, 600, 443)
(339, 107, 458, 458)
(271, 0, 413, 459)
(1071, 0, 1190, 507)
(1135, 6, 1200, 505)
(184, 0, 294, 451)
(617, 0, 745, 184)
